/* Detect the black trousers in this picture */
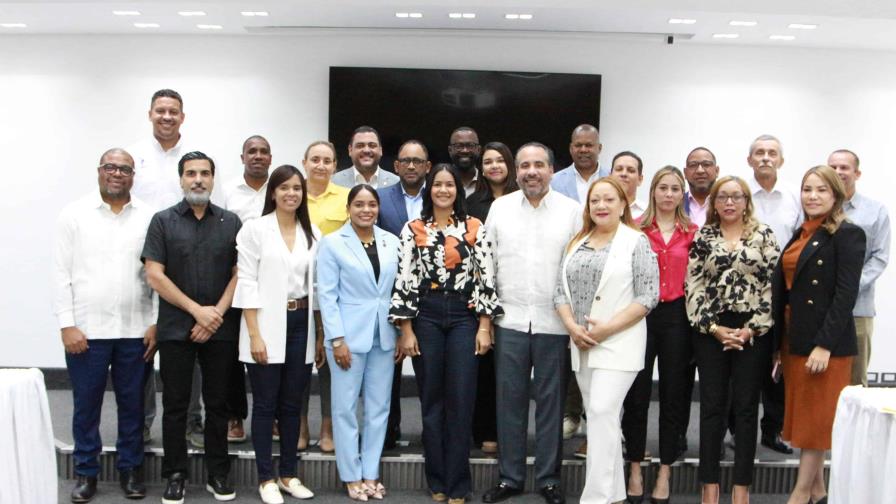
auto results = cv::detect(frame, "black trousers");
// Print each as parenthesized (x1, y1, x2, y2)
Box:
(227, 359, 248, 420)
(159, 339, 236, 479)
(693, 312, 768, 486)
(472, 350, 498, 445)
(385, 363, 402, 447)
(621, 298, 693, 464)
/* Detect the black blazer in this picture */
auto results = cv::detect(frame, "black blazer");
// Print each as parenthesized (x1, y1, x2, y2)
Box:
(772, 221, 865, 357)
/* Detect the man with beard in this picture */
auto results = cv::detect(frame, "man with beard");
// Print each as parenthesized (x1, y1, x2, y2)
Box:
(332, 125, 399, 189)
(448, 126, 482, 196)
(483, 143, 580, 504)
(683, 147, 720, 227)
(142, 151, 242, 503)
(551, 124, 607, 203)
(55, 148, 155, 502)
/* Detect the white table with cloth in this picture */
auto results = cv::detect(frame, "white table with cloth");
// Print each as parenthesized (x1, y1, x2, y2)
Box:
(0, 368, 57, 504)
(830, 385, 896, 504)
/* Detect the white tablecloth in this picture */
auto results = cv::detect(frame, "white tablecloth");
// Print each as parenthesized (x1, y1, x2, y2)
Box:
(830, 385, 896, 504)
(0, 368, 57, 504)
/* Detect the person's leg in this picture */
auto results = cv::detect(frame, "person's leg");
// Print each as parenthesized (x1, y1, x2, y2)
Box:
(143, 360, 156, 433)
(622, 319, 657, 496)
(692, 329, 730, 495)
(299, 364, 311, 448)
(786, 449, 826, 504)
(530, 332, 568, 490)
(66, 340, 114, 478)
(563, 365, 583, 431)
(246, 361, 281, 482)
(730, 332, 767, 488)
(580, 368, 638, 504)
(158, 340, 197, 478)
(326, 345, 364, 483)
(384, 362, 403, 449)
(318, 358, 334, 451)
(197, 340, 236, 479)
(187, 359, 204, 434)
(360, 345, 395, 481)
(472, 350, 498, 447)
(494, 326, 532, 489)
(226, 357, 247, 432)
(277, 314, 311, 481)
(850, 317, 873, 386)
(110, 338, 147, 473)
(413, 296, 449, 495)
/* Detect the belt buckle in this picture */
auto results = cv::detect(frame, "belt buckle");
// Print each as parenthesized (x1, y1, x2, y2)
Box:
(287, 299, 298, 311)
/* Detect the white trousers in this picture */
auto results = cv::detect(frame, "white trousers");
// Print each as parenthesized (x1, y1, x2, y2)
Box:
(576, 366, 638, 504)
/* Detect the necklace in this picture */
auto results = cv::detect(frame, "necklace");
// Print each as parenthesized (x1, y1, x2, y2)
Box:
(361, 238, 376, 249)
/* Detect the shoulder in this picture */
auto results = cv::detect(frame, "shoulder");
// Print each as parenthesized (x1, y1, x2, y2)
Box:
(214, 205, 241, 225)
(551, 191, 581, 213)
(331, 169, 352, 184)
(383, 170, 400, 181)
(552, 166, 573, 179)
(835, 221, 865, 240)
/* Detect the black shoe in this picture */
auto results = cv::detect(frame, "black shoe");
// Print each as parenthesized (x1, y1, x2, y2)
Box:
(119, 469, 146, 499)
(539, 485, 565, 504)
(206, 475, 236, 501)
(676, 433, 688, 459)
(812, 496, 828, 504)
(71, 475, 97, 503)
(162, 473, 187, 504)
(649, 497, 670, 504)
(482, 482, 522, 503)
(626, 494, 644, 504)
(761, 432, 794, 454)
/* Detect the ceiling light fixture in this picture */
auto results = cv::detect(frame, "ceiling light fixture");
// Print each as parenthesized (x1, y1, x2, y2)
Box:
(113, 10, 141, 16)
(519, 14, 533, 20)
(409, 13, 423, 18)
(462, 13, 476, 19)
(395, 12, 409, 18)
(448, 13, 462, 19)
(770, 35, 796, 41)
(197, 24, 223, 30)
(668, 18, 696, 25)
(133, 22, 160, 28)
(1, 23, 27, 28)
(729, 20, 757, 27)
(788, 23, 817, 29)
(178, 11, 206, 16)
(240, 11, 269, 17)
(712, 33, 739, 39)
(505, 13, 533, 20)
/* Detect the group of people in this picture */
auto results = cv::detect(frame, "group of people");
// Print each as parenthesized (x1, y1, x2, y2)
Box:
(54, 88, 890, 504)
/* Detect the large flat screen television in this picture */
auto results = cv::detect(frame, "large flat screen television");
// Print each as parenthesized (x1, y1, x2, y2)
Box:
(328, 66, 601, 172)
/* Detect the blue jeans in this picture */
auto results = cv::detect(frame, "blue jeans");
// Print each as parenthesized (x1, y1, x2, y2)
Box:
(411, 291, 478, 499)
(66, 338, 145, 476)
(246, 309, 312, 481)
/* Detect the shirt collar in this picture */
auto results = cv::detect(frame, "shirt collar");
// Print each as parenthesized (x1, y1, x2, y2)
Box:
(845, 192, 865, 210)
(151, 134, 184, 154)
(518, 188, 554, 209)
(90, 191, 137, 212)
(174, 199, 217, 216)
(401, 182, 424, 199)
(687, 192, 709, 208)
(352, 166, 380, 184)
(748, 176, 780, 196)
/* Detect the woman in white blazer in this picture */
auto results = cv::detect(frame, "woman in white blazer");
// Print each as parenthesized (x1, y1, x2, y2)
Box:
(554, 178, 659, 504)
(317, 184, 401, 501)
(233, 165, 320, 504)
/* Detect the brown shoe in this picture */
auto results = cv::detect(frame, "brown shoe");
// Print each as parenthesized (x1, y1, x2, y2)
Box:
(227, 418, 247, 442)
(448, 498, 465, 504)
(481, 441, 498, 455)
(574, 441, 587, 459)
(431, 491, 447, 502)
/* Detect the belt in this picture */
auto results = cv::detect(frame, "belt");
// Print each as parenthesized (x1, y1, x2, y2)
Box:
(287, 298, 309, 311)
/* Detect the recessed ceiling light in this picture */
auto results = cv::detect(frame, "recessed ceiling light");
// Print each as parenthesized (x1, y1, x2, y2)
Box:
(770, 35, 796, 41)
(133, 22, 159, 28)
(1, 23, 27, 28)
(668, 18, 696, 25)
(729, 20, 757, 27)
(519, 14, 533, 20)
(448, 13, 462, 19)
(788, 23, 817, 29)
(240, 11, 269, 17)
(462, 13, 476, 19)
(178, 11, 206, 17)
(712, 33, 739, 39)
(505, 13, 534, 20)
(409, 13, 423, 18)
(113, 10, 141, 16)
(395, 12, 409, 18)
(197, 24, 223, 30)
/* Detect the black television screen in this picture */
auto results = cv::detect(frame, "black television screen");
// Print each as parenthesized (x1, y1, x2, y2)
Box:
(328, 66, 601, 172)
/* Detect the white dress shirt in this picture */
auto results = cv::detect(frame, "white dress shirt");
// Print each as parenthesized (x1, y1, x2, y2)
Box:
(748, 177, 802, 246)
(222, 176, 267, 223)
(286, 231, 311, 299)
(485, 190, 581, 335)
(630, 199, 648, 219)
(401, 183, 424, 221)
(53, 192, 156, 339)
(128, 136, 192, 212)
(574, 167, 601, 203)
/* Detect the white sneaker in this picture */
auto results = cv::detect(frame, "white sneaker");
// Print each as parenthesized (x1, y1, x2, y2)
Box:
(562, 416, 580, 440)
(259, 482, 284, 504)
(278, 478, 315, 499)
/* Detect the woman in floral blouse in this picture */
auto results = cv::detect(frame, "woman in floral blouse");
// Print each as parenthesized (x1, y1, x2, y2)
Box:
(685, 175, 780, 504)
(390, 164, 502, 504)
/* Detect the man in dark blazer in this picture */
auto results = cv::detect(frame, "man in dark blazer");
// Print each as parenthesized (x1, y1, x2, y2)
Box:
(376, 139, 431, 448)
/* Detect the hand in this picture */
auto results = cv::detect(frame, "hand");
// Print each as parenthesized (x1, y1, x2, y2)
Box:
(568, 323, 597, 351)
(394, 346, 405, 364)
(584, 316, 611, 343)
(192, 305, 223, 332)
(734, 327, 755, 345)
(315, 335, 326, 369)
(806, 346, 831, 374)
(143, 325, 158, 362)
(400, 331, 420, 358)
(333, 343, 352, 370)
(61, 327, 88, 354)
(712, 325, 741, 351)
(189, 323, 213, 343)
(475, 328, 492, 355)
(250, 335, 268, 364)
(772, 350, 782, 368)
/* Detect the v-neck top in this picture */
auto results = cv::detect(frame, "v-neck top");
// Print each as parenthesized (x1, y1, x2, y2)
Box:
(286, 228, 311, 299)
(782, 216, 824, 291)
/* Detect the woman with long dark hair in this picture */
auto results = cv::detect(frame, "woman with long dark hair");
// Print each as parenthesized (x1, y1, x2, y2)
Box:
(233, 164, 320, 504)
(391, 164, 502, 504)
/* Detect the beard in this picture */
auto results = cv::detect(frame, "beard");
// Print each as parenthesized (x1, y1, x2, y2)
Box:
(184, 188, 211, 206)
(451, 152, 480, 173)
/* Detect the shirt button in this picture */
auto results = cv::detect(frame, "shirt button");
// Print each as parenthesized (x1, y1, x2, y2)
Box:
(817, 259, 823, 265)
(812, 279, 818, 285)
(812, 241, 819, 246)
(808, 299, 814, 305)
(595, 295, 601, 301)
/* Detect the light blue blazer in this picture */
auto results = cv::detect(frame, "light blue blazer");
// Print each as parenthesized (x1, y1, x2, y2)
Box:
(316, 222, 400, 352)
(550, 163, 610, 203)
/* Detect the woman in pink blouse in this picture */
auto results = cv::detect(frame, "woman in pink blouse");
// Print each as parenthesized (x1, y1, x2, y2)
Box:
(623, 166, 697, 504)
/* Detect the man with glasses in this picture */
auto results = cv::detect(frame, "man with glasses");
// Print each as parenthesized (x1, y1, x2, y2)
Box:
(55, 149, 155, 502)
(376, 139, 432, 449)
(333, 125, 399, 189)
(683, 147, 721, 227)
(448, 126, 482, 196)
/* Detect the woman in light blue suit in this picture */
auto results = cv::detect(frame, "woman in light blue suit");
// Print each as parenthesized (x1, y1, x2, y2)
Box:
(317, 184, 401, 501)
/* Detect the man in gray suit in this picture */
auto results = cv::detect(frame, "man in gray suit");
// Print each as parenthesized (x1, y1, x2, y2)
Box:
(332, 125, 399, 189)
(550, 124, 606, 203)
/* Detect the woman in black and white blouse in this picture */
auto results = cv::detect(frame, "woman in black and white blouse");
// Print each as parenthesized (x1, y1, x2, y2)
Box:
(389, 164, 502, 504)
(685, 176, 779, 504)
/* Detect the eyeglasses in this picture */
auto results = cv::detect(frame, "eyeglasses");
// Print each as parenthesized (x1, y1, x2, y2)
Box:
(398, 157, 428, 167)
(717, 193, 745, 203)
(99, 163, 135, 176)
(685, 160, 716, 170)
(449, 142, 480, 151)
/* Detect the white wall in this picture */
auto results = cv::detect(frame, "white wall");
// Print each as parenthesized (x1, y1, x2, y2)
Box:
(1, 32, 894, 378)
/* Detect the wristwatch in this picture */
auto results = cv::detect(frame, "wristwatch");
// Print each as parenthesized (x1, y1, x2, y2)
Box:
(332, 338, 344, 348)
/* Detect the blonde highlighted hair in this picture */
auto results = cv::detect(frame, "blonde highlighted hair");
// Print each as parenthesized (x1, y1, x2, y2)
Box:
(566, 177, 639, 253)
(801, 165, 848, 234)
(639, 165, 691, 231)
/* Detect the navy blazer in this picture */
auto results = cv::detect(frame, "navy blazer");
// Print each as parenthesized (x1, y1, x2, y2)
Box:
(376, 183, 410, 237)
(772, 221, 865, 357)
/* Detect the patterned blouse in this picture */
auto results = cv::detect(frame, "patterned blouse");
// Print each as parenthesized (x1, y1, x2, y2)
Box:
(552, 236, 660, 327)
(389, 215, 503, 320)
(685, 223, 780, 336)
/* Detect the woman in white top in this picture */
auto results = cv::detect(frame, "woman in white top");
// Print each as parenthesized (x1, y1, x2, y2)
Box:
(233, 164, 321, 504)
(554, 178, 659, 504)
